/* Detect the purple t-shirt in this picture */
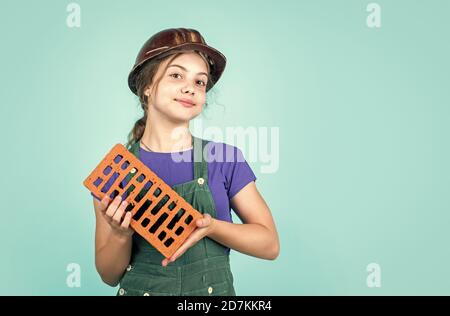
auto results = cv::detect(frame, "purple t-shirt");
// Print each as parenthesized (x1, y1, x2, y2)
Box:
(91, 141, 257, 223)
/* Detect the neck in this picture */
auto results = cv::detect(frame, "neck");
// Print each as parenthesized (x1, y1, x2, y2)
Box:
(140, 108, 192, 153)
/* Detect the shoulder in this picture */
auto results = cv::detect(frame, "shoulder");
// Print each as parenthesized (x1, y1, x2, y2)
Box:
(202, 140, 256, 198)
(203, 139, 246, 163)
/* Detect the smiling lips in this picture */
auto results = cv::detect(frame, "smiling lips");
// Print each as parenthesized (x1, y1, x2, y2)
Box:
(175, 98, 195, 107)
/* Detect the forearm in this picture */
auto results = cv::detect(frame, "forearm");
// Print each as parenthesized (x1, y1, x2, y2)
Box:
(208, 219, 279, 260)
(95, 233, 133, 287)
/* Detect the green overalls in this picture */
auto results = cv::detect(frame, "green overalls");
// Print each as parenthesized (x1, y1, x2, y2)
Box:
(116, 136, 236, 296)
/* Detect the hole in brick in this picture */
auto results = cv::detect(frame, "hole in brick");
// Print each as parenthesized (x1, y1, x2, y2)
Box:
(175, 226, 184, 236)
(135, 191, 146, 203)
(121, 160, 130, 170)
(141, 218, 150, 228)
(153, 187, 162, 197)
(109, 190, 119, 200)
(158, 231, 167, 241)
(123, 184, 135, 199)
(103, 165, 112, 175)
(136, 174, 146, 183)
(135, 180, 153, 203)
(132, 199, 152, 221)
(145, 181, 153, 189)
(149, 212, 169, 234)
(167, 208, 186, 230)
(168, 201, 176, 211)
(120, 170, 137, 189)
(164, 238, 174, 247)
(101, 172, 119, 193)
(125, 203, 134, 213)
(93, 177, 103, 187)
(177, 208, 186, 219)
(150, 195, 169, 215)
(114, 154, 123, 164)
(184, 215, 193, 225)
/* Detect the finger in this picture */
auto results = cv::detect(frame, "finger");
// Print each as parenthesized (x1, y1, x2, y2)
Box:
(100, 195, 111, 210)
(112, 200, 128, 224)
(121, 211, 132, 229)
(170, 234, 198, 262)
(164, 247, 184, 266)
(105, 195, 123, 218)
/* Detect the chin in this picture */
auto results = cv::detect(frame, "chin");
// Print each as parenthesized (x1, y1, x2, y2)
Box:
(169, 107, 200, 120)
(168, 113, 196, 124)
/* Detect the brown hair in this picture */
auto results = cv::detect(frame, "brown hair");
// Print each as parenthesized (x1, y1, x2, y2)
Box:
(125, 51, 214, 149)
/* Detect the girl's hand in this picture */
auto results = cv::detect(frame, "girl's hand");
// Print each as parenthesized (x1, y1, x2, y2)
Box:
(162, 214, 215, 267)
(100, 195, 134, 238)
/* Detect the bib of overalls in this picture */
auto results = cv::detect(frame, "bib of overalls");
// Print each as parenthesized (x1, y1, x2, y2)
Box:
(116, 136, 236, 296)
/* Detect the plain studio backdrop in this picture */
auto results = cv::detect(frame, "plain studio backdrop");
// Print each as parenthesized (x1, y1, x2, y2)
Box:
(0, 0, 449, 295)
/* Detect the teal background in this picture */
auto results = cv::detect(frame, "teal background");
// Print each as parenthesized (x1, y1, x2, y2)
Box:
(1, 0, 449, 295)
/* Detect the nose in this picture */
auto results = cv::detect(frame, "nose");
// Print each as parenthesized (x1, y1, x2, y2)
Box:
(181, 84, 194, 95)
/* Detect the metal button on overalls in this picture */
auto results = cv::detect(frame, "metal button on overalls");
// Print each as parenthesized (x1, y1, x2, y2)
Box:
(118, 288, 125, 296)
(197, 177, 204, 185)
(126, 265, 132, 272)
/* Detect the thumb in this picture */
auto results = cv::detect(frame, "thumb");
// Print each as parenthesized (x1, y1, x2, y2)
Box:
(197, 214, 212, 227)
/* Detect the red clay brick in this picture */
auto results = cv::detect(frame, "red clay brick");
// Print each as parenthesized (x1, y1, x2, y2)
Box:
(83, 144, 203, 258)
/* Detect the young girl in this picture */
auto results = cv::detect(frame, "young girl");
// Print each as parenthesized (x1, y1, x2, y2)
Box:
(92, 28, 280, 296)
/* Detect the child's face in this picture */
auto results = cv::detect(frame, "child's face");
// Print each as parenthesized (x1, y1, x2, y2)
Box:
(147, 52, 209, 124)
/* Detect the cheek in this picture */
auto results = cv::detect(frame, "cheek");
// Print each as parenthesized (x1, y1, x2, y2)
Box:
(197, 93, 206, 105)
(153, 84, 173, 101)
(155, 81, 207, 104)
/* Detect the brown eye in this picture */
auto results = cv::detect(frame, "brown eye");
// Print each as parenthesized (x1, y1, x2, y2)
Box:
(170, 73, 182, 79)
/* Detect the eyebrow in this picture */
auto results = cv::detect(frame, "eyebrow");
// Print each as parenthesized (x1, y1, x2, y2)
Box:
(167, 64, 209, 78)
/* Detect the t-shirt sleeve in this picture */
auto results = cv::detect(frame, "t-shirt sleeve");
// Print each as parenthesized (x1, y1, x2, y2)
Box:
(221, 146, 257, 200)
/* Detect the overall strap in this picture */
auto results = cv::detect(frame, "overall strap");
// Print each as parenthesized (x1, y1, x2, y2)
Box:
(193, 136, 208, 181)
(129, 140, 140, 159)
